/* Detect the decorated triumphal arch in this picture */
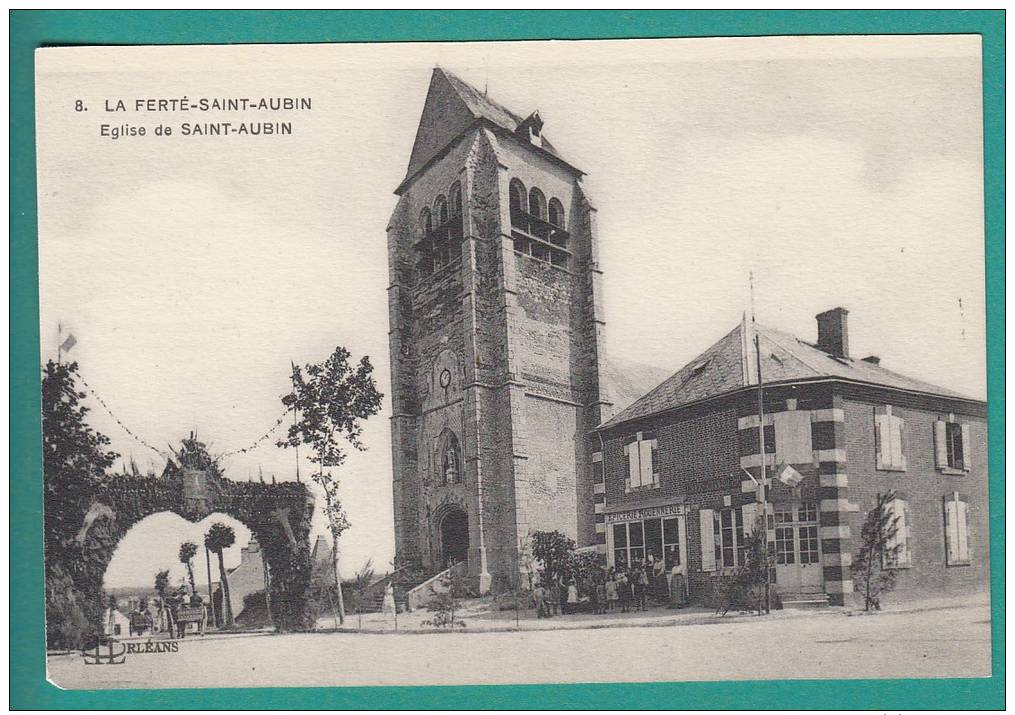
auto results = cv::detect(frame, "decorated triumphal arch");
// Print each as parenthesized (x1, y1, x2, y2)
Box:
(56, 461, 315, 636)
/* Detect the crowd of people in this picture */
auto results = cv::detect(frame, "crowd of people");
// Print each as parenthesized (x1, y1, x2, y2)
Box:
(530, 555, 688, 618)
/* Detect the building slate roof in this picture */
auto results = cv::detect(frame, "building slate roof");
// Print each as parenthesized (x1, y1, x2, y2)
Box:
(401, 68, 571, 189)
(599, 319, 975, 430)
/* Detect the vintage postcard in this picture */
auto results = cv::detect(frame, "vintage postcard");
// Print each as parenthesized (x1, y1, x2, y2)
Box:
(35, 35, 991, 692)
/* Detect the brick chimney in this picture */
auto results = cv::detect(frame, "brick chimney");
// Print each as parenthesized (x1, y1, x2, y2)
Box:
(816, 307, 849, 358)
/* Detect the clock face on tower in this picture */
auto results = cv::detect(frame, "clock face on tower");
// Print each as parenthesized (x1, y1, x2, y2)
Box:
(439, 368, 452, 389)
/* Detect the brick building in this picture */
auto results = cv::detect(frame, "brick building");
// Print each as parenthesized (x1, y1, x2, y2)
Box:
(387, 69, 660, 592)
(592, 309, 988, 606)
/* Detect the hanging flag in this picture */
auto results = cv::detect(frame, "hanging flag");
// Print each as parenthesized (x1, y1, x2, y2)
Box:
(776, 462, 803, 487)
(60, 333, 77, 353)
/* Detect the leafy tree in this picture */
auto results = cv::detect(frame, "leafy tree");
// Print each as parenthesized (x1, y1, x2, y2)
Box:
(277, 347, 383, 624)
(154, 569, 170, 600)
(41, 360, 119, 648)
(178, 541, 198, 595)
(204, 523, 237, 626)
(422, 568, 467, 630)
(739, 524, 770, 614)
(852, 491, 901, 611)
(530, 530, 576, 587)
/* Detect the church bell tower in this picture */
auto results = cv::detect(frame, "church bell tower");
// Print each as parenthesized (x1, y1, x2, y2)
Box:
(387, 68, 614, 592)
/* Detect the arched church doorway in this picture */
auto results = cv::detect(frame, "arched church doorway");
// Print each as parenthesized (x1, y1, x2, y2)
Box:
(438, 507, 469, 569)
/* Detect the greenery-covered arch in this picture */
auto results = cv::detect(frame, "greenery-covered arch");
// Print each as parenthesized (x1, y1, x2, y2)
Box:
(53, 465, 315, 644)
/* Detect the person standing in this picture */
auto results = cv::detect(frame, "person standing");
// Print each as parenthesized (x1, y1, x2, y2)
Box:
(382, 581, 397, 625)
(618, 571, 630, 613)
(637, 567, 650, 611)
(669, 561, 688, 609)
(605, 576, 618, 613)
(548, 579, 561, 618)
(566, 580, 579, 615)
(533, 582, 546, 618)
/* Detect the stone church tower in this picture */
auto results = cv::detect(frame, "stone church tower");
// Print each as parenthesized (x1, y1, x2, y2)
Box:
(387, 68, 615, 592)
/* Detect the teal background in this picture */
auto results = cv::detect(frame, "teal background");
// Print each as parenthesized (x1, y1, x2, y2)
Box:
(10, 10, 1004, 710)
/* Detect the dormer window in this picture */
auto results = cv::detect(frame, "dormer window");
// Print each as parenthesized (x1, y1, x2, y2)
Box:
(517, 111, 544, 147)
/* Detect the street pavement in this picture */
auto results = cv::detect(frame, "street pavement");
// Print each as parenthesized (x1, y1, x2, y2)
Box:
(48, 594, 992, 689)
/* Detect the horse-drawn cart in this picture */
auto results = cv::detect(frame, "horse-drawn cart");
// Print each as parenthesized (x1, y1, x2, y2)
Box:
(169, 603, 207, 638)
(128, 610, 154, 637)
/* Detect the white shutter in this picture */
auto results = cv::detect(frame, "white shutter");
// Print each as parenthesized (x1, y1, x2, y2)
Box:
(934, 421, 948, 468)
(889, 498, 910, 566)
(957, 500, 970, 562)
(741, 503, 757, 536)
(699, 509, 716, 572)
(774, 411, 813, 464)
(893, 416, 907, 470)
(899, 500, 911, 565)
(639, 439, 654, 485)
(626, 441, 641, 488)
(944, 498, 959, 564)
(960, 424, 972, 471)
(875, 413, 890, 468)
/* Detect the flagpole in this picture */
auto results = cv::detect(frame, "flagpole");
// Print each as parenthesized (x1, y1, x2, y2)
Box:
(57, 323, 62, 365)
(750, 271, 771, 615)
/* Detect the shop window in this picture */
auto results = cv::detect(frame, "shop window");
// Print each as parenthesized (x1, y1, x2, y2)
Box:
(611, 515, 682, 569)
(612, 523, 628, 568)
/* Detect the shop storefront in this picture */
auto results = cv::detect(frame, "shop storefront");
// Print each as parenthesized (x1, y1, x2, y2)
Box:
(604, 502, 688, 571)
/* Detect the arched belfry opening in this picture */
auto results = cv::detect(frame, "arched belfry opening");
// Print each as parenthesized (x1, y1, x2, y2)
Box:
(437, 506, 469, 569)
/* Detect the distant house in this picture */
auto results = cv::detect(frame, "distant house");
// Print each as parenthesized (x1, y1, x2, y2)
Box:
(593, 308, 987, 607)
(215, 535, 267, 623)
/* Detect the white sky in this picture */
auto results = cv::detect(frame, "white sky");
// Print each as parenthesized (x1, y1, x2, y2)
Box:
(35, 36, 985, 586)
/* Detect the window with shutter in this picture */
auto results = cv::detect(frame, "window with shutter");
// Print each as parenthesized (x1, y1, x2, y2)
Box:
(625, 440, 641, 488)
(885, 498, 912, 568)
(639, 439, 654, 486)
(875, 407, 906, 470)
(944, 494, 971, 565)
(699, 509, 716, 572)
(773, 410, 813, 465)
(934, 420, 949, 468)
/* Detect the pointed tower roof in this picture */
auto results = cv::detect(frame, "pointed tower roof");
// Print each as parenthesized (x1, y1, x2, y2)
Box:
(397, 68, 579, 194)
(599, 319, 977, 431)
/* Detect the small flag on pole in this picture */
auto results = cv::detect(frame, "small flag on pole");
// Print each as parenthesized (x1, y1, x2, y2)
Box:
(776, 463, 803, 487)
(60, 333, 77, 353)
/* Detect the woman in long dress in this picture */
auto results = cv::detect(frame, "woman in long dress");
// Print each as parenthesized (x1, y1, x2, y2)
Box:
(382, 581, 397, 624)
